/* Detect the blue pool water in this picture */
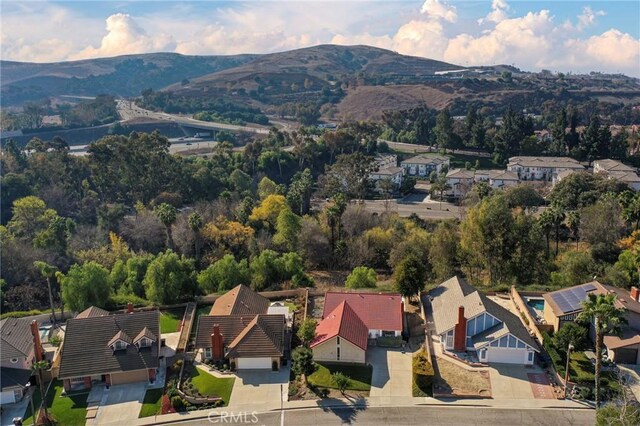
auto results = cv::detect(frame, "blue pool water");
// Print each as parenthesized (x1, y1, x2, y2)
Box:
(526, 299, 545, 311)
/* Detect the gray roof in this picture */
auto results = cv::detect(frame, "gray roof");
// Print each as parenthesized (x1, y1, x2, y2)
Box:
(58, 310, 160, 379)
(195, 314, 285, 358)
(446, 168, 475, 179)
(210, 285, 270, 316)
(401, 155, 449, 166)
(488, 170, 519, 181)
(1, 367, 31, 390)
(608, 171, 640, 183)
(430, 277, 486, 334)
(76, 306, 110, 319)
(429, 276, 537, 349)
(373, 166, 404, 176)
(0, 318, 35, 360)
(595, 159, 636, 173)
(508, 156, 584, 169)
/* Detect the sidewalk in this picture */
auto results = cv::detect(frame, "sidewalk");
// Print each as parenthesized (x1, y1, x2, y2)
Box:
(132, 393, 592, 425)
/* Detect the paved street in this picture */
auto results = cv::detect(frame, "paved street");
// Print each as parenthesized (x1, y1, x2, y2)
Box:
(170, 405, 595, 425)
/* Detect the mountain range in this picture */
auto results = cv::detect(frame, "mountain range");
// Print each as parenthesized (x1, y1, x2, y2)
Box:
(2, 44, 639, 120)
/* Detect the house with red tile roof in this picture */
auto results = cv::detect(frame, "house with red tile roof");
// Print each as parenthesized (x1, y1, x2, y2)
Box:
(322, 292, 404, 338)
(311, 301, 369, 364)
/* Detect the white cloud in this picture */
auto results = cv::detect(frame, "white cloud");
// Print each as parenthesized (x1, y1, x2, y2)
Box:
(420, 0, 457, 23)
(71, 14, 176, 60)
(478, 0, 510, 25)
(0, 1, 638, 77)
(577, 6, 606, 31)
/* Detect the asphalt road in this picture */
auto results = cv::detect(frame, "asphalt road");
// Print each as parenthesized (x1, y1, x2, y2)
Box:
(170, 406, 595, 426)
(358, 198, 461, 220)
(116, 100, 270, 134)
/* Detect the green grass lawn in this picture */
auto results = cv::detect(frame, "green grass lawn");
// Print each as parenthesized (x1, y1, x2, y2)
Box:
(189, 367, 235, 405)
(138, 388, 164, 418)
(308, 362, 372, 391)
(447, 153, 499, 170)
(159, 309, 183, 333)
(23, 380, 89, 426)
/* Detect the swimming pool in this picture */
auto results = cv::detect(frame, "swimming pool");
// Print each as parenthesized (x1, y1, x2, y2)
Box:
(526, 298, 545, 311)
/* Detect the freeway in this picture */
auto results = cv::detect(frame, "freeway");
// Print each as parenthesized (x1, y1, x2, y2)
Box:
(116, 100, 270, 134)
(166, 405, 595, 426)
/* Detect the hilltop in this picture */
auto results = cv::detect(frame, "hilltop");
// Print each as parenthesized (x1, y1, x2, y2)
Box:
(2, 44, 639, 121)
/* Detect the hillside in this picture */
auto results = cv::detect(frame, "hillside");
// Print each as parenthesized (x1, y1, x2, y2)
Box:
(0, 52, 258, 105)
(2, 44, 639, 121)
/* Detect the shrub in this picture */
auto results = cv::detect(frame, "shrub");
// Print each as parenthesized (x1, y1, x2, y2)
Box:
(171, 396, 186, 411)
(345, 266, 377, 289)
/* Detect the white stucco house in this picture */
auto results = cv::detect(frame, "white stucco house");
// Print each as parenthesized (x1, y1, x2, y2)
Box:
(507, 156, 584, 181)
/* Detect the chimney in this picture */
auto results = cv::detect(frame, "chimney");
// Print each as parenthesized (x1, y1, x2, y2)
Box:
(30, 320, 44, 362)
(453, 306, 467, 352)
(631, 287, 640, 302)
(211, 324, 224, 360)
(127, 303, 134, 314)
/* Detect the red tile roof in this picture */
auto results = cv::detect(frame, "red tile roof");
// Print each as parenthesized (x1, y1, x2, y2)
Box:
(311, 301, 368, 351)
(322, 292, 403, 332)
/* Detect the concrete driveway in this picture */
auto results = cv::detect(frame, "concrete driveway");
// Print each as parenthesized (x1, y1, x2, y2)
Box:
(228, 367, 289, 411)
(368, 347, 412, 400)
(488, 363, 538, 399)
(88, 382, 147, 426)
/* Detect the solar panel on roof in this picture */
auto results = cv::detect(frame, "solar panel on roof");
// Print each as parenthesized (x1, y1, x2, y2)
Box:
(551, 283, 599, 314)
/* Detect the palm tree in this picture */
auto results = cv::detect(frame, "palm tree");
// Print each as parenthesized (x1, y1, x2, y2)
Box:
(549, 205, 566, 256)
(33, 262, 58, 325)
(538, 209, 554, 258)
(32, 360, 51, 425)
(431, 177, 451, 210)
(566, 210, 580, 250)
(577, 293, 627, 408)
(187, 212, 204, 262)
(153, 203, 177, 249)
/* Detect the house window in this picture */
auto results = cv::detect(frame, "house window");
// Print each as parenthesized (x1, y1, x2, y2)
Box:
(138, 338, 152, 348)
(204, 348, 212, 359)
(528, 351, 534, 362)
(337, 347, 340, 360)
(382, 330, 395, 337)
(336, 336, 340, 345)
(114, 341, 126, 350)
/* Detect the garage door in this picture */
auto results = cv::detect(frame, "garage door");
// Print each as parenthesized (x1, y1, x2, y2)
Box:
(487, 347, 527, 364)
(110, 369, 149, 385)
(236, 357, 272, 369)
(615, 348, 638, 364)
(0, 390, 16, 405)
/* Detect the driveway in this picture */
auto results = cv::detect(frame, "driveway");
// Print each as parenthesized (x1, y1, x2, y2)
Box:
(87, 382, 147, 425)
(228, 367, 289, 411)
(368, 347, 412, 399)
(488, 363, 540, 399)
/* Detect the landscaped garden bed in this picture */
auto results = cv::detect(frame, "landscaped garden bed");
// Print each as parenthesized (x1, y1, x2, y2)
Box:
(289, 362, 373, 400)
(412, 350, 434, 397)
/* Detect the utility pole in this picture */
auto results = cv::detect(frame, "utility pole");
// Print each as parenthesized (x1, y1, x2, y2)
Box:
(563, 343, 575, 398)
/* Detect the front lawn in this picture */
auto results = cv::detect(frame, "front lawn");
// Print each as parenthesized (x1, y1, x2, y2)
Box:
(23, 380, 89, 426)
(159, 308, 183, 333)
(188, 367, 235, 406)
(139, 388, 164, 418)
(307, 362, 372, 391)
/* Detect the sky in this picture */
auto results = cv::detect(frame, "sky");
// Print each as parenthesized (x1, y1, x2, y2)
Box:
(1, 0, 639, 76)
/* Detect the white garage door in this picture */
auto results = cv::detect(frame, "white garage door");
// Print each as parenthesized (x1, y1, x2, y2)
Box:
(487, 347, 527, 364)
(236, 357, 272, 369)
(0, 390, 16, 405)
